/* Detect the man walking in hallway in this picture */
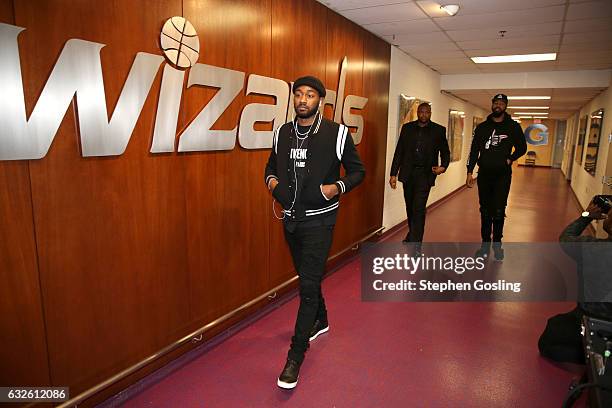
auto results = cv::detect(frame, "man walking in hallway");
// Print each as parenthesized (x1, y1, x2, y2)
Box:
(264, 76, 365, 389)
(390, 102, 450, 252)
(466, 93, 527, 260)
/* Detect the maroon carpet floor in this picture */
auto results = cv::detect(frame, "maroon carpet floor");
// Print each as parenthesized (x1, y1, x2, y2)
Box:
(116, 167, 588, 407)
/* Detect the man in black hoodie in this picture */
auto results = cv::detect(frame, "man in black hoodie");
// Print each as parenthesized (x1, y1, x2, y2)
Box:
(466, 94, 527, 260)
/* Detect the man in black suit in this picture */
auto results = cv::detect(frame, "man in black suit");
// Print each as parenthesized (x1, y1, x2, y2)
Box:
(390, 103, 450, 249)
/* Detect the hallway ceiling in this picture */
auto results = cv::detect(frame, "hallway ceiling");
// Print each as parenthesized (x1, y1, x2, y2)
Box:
(319, 0, 612, 118)
(319, 0, 612, 74)
(449, 87, 607, 119)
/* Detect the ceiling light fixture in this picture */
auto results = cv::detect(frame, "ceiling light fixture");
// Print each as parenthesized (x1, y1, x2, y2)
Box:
(508, 106, 550, 109)
(471, 53, 557, 64)
(533, 116, 548, 119)
(514, 112, 549, 115)
(507, 96, 551, 100)
(440, 4, 460, 16)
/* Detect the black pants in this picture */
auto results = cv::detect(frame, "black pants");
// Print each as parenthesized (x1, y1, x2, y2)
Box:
(402, 168, 432, 243)
(477, 169, 511, 242)
(284, 224, 334, 363)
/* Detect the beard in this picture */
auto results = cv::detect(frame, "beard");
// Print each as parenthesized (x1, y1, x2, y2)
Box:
(295, 104, 319, 119)
(492, 107, 505, 118)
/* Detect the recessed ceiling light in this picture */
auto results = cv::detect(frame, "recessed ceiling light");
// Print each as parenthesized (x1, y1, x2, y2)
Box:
(508, 106, 549, 109)
(471, 53, 557, 64)
(507, 96, 551, 100)
(514, 112, 549, 115)
(440, 4, 460, 16)
(533, 116, 548, 119)
(518, 116, 532, 119)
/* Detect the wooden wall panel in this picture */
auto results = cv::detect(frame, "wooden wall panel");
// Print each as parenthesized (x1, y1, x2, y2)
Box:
(13, 0, 190, 392)
(0, 0, 390, 400)
(0, 0, 51, 388)
(361, 34, 391, 232)
(325, 10, 367, 255)
(268, 0, 329, 286)
(182, 0, 271, 323)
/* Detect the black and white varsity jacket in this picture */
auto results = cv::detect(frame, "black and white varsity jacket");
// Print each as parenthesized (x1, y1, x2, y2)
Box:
(264, 115, 365, 222)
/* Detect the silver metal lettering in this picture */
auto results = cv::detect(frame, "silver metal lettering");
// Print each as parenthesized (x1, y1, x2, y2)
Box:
(0, 21, 369, 160)
(333, 57, 347, 123)
(178, 63, 244, 152)
(239, 74, 289, 149)
(343, 95, 368, 145)
(151, 64, 185, 153)
(286, 81, 295, 123)
(323, 90, 337, 119)
(0, 23, 163, 159)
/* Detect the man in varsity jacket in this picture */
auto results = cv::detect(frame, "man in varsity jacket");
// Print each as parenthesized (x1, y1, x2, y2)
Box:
(264, 75, 365, 389)
(466, 93, 527, 260)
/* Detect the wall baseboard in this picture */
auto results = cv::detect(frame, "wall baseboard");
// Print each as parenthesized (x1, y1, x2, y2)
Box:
(568, 181, 596, 236)
(518, 164, 552, 168)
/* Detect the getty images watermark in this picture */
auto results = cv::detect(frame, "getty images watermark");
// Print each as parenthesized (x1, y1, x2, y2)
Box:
(371, 252, 521, 293)
(361, 242, 612, 302)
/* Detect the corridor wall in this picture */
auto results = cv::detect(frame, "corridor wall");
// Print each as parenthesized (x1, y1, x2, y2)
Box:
(0, 0, 390, 403)
(567, 88, 611, 197)
(566, 86, 612, 237)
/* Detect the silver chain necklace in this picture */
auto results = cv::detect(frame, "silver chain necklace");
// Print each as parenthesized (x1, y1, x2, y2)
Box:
(293, 112, 318, 139)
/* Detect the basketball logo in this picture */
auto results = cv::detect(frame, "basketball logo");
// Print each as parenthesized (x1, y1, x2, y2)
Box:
(525, 124, 549, 146)
(160, 17, 199, 69)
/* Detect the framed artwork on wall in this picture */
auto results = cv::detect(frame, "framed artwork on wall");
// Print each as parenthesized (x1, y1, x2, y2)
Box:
(575, 115, 588, 165)
(448, 110, 465, 162)
(397, 95, 430, 141)
(584, 109, 604, 176)
(472, 116, 483, 136)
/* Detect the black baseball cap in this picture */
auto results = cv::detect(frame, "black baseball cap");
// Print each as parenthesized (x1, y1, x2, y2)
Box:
(293, 76, 326, 98)
(492, 93, 508, 104)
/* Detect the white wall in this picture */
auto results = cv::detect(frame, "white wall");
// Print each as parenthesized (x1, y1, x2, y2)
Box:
(383, 47, 487, 230)
(561, 113, 579, 179)
(568, 87, 611, 205)
(563, 86, 612, 237)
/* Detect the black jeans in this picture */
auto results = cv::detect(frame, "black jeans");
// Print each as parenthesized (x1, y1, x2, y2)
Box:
(477, 169, 511, 242)
(402, 168, 432, 243)
(284, 224, 334, 363)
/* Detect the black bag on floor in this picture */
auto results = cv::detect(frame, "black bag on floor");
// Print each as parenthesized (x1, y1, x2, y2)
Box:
(538, 307, 585, 364)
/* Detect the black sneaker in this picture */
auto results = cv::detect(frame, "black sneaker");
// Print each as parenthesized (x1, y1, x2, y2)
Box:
(277, 359, 301, 389)
(309, 319, 329, 342)
(475, 242, 490, 259)
(493, 244, 504, 261)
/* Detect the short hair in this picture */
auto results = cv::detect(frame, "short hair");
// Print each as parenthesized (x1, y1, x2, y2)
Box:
(418, 102, 431, 110)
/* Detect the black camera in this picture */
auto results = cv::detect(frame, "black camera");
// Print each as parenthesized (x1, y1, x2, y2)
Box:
(593, 195, 612, 213)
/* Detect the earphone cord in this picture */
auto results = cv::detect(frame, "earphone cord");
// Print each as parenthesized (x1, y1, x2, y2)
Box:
(274, 111, 320, 221)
